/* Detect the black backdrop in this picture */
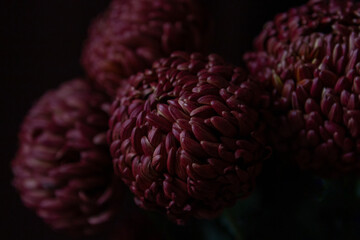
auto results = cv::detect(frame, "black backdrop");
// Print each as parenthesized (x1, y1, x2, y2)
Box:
(0, 0, 312, 239)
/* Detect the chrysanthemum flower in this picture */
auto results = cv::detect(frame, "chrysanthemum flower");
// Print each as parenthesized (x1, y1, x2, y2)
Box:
(108, 52, 271, 223)
(12, 79, 121, 236)
(245, 0, 360, 177)
(82, 0, 207, 96)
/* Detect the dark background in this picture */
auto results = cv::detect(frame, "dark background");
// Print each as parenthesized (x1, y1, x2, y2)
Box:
(0, 0, 326, 239)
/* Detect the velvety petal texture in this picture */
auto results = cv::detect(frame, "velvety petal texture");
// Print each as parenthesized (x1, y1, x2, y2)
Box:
(12, 79, 121, 236)
(245, 0, 360, 177)
(82, 0, 207, 96)
(108, 52, 271, 224)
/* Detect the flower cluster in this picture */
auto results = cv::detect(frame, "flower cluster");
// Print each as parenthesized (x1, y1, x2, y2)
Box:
(13, 0, 360, 238)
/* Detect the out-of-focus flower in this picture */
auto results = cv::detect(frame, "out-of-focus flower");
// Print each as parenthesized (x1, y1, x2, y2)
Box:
(108, 52, 271, 224)
(245, 0, 360, 177)
(12, 79, 122, 236)
(82, 0, 207, 96)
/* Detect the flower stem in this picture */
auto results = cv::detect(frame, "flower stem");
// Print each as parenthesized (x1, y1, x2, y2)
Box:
(223, 210, 243, 240)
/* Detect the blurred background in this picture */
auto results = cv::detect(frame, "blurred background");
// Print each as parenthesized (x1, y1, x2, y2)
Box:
(3, 0, 359, 239)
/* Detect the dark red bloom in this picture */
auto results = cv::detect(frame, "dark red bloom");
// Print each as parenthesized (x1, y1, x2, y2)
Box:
(108, 52, 271, 223)
(12, 79, 122, 236)
(82, 0, 207, 96)
(254, 0, 359, 53)
(245, 0, 360, 177)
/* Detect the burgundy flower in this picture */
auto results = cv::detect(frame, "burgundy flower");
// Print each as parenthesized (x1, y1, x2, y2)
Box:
(12, 79, 122, 236)
(254, 0, 358, 53)
(108, 52, 271, 223)
(245, 0, 360, 177)
(82, 0, 207, 96)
